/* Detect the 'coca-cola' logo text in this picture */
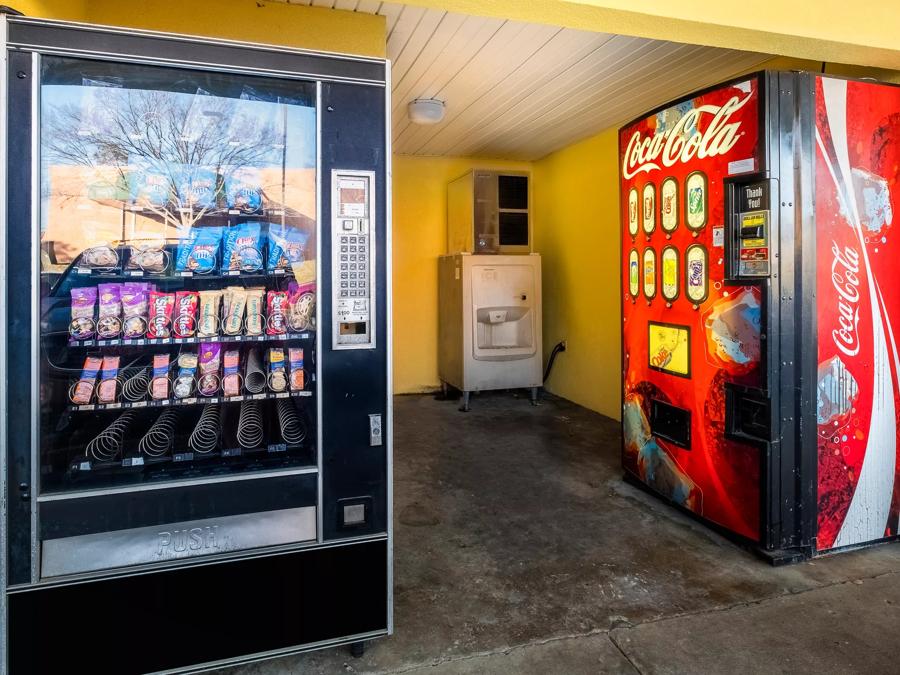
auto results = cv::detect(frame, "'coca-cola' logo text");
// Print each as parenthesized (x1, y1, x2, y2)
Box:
(830, 241, 861, 357)
(622, 91, 753, 179)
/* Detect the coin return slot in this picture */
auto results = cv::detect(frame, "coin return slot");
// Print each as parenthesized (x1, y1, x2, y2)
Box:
(340, 322, 367, 335)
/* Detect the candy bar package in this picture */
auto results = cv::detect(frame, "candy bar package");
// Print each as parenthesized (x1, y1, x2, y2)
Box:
(150, 353, 170, 400)
(288, 281, 316, 332)
(222, 221, 263, 272)
(96, 283, 123, 339)
(173, 291, 199, 338)
(223, 288, 247, 335)
(71, 355, 103, 404)
(121, 282, 151, 339)
(175, 226, 222, 274)
(289, 348, 304, 392)
(222, 349, 242, 397)
(147, 291, 175, 339)
(266, 290, 289, 335)
(69, 287, 97, 340)
(245, 288, 265, 336)
(197, 290, 222, 337)
(173, 351, 198, 399)
(268, 347, 287, 392)
(225, 168, 263, 214)
(97, 356, 121, 403)
(177, 166, 218, 211)
(266, 223, 309, 272)
(197, 343, 222, 396)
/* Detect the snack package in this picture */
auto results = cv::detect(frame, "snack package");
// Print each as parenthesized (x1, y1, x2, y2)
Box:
(147, 291, 175, 339)
(173, 291, 199, 338)
(266, 290, 289, 335)
(150, 353, 170, 400)
(173, 351, 198, 399)
(288, 348, 304, 391)
(81, 244, 119, 269)
(197, 343, 222, 396)
(70, 287, 97, 340)
(197, 290, 222, 337)
(175, 226, 222, 274)
(222, 221, 263, 272)
(177, 166, 218, 210)
(225, 169, 262, 214)
(96, 283, 122, 339)
(245, 288, 265, 336)
(222, 349, 241, 397)
(97, 356, 121, 403)
(223, 288, 247, 335)
(268, 347, 287, 392)
(72, 355, 103, 404)
(266, 223, 309, 272)
(121, 282, 150, 339)
(129, 161, 171, 207)
(125, 241, 167, 274)
(287, 281, 316, 332)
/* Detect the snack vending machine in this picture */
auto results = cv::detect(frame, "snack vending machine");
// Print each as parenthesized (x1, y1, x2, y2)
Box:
(620, 71, 900, 561)
(1, 16, 391, 672)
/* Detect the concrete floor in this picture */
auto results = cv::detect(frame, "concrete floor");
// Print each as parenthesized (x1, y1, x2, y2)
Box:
(232, 392, 900, 675)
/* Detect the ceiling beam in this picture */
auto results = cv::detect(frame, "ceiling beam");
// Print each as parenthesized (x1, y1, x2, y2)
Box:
(384, 0, 900, 70)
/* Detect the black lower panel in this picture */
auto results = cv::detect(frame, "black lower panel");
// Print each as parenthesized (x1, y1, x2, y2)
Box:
(9, 540, 387, 673)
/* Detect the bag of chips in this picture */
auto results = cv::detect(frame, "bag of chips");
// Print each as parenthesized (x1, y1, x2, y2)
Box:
(225, 169, 263, 214)
(222, 221, 263, 272)
(266, 223, 308, 272)
(175, 226, 222, 274)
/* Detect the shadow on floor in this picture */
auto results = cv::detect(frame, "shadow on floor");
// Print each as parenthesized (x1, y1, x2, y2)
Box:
(229, 392, 900, 675)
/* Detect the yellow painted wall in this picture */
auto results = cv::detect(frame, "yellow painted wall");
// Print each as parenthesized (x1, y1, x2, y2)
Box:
(392, 155, 532, 393)
(532, 128, 620, 419)
(10, 0, 386, 57)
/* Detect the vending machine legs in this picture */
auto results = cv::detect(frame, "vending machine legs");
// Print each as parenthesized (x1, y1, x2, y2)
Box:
(1, 15, 392, 672)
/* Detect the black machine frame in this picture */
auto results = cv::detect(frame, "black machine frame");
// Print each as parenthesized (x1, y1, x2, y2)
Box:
(1, 15, 393, 673)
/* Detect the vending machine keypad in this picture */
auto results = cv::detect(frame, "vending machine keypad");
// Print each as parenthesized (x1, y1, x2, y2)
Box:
(332, 171, 376, 349)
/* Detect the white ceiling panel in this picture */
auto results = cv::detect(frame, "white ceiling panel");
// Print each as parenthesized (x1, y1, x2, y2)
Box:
(278, 1, 772, 160)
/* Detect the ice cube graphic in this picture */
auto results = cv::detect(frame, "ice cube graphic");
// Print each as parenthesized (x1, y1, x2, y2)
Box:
(704, 289, 761, 367)
(817, 355, 859, 426)
(848, 167, 893, 233)
(655, 100, 695, 137)
(623, 395, 652, 454)
(637, 439, 700, 510)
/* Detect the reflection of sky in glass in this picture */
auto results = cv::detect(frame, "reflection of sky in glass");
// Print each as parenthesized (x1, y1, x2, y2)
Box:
(40, 79, 316, 236)
(42, 83, 316, 168)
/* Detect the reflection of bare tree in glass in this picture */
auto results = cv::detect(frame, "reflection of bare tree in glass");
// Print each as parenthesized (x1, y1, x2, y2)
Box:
(43, 88, 280, 233)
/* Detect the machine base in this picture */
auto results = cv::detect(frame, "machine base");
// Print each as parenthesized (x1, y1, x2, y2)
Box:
(8, 538, 389, 673)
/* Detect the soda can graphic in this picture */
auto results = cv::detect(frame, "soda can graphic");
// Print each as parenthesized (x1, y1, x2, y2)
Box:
(660, 177, 678, 232)
(627, 188, 639, 237)
(642, 247, 656, 298)
(684, 244, 708, 303)
(642, 183, 656, 234)
(628, 249, 640, 297)
(661, 246, 679, 300)
(685, 171, 708, 230)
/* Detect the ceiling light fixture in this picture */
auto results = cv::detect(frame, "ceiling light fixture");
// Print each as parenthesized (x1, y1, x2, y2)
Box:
(408, 98, 446, 125)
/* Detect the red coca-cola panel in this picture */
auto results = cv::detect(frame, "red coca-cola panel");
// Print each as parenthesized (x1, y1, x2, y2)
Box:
(620, 77, 764, 540)
(815, 76, 900, 551)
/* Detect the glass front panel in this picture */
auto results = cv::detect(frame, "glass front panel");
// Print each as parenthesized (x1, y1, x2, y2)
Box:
(39, 56, 318, 494)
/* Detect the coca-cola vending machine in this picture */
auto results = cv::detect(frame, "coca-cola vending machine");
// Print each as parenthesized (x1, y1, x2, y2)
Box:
(620, 71, 900, 561)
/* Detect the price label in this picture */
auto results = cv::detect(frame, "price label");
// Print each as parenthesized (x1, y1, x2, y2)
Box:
(276, 392, 289, 399)
(128, 270, 144, 277)
(180, 271, 193, 277)
(134, 401, 147, 408)
(108, 403, 122, 409)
